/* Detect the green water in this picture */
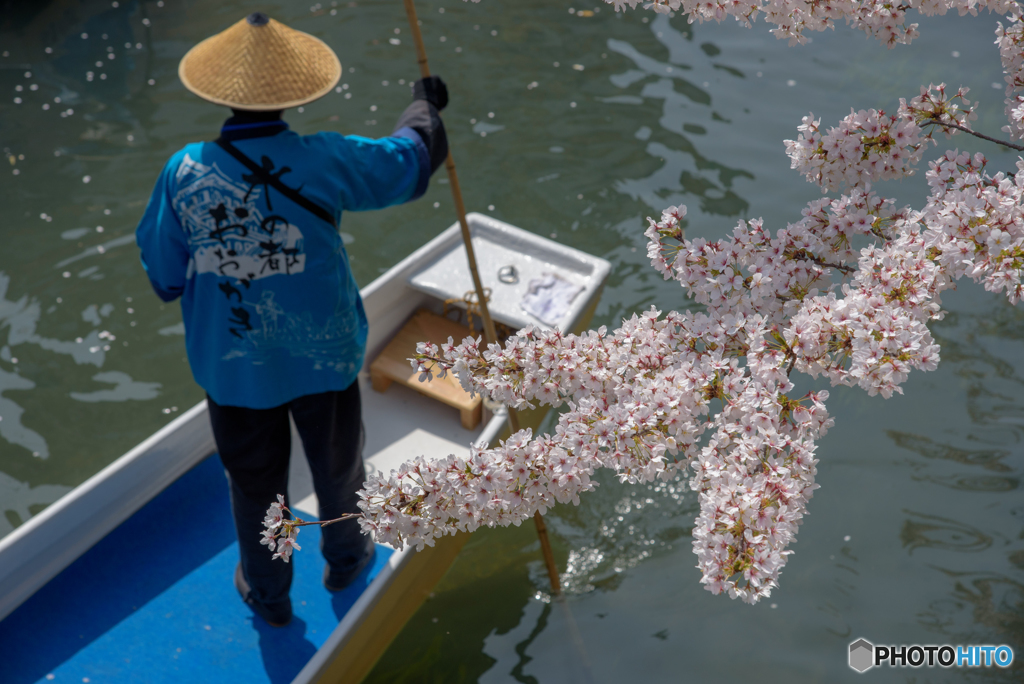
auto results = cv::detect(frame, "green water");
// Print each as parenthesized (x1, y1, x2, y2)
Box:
(2, 1, 1022, 681)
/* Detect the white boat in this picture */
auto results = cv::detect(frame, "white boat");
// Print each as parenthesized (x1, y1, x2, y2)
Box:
(0, 213, 610, 684)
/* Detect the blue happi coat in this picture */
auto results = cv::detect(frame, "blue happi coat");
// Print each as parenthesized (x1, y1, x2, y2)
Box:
(136, 119, 431, 408)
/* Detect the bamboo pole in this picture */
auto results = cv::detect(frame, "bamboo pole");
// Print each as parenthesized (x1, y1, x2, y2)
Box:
(533, 511, 561, 594)
(402, 0, 555, 591)
(402, 0, 497, 347)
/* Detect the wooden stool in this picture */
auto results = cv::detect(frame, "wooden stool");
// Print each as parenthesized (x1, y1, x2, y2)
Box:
(369, 309, 483, 430)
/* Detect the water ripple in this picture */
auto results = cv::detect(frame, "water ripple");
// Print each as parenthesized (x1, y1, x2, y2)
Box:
(887, 430, 1013, 473)
(900, 511, 993, 555)
(546, 470, 696, 596)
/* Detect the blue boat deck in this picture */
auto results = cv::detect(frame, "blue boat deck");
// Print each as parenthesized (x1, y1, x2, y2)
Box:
(1, 454, 393, 684)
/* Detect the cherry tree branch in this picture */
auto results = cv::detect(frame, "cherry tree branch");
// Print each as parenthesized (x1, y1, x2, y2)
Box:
(802, 254, 855, 275)
(923, 120, 1024, 152)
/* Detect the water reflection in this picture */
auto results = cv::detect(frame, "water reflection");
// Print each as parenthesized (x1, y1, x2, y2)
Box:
(887, 431, 1013, 473)
(916, 474, 1019, 492)
(0, 471, 70, 536)
(917, 570, 1024, 681)
(479, 600, 549, 684)
(607, 15, 752, 217)
(0, 367, 46, 459)
(0, 262, 170, 469)
(70, 370, 161, 403)
(900, 511, 993, 555)
(592, 14, 759, 327)
(0, 273, 113, 372)
(877, 297, 1021, 655)
(478, 599, 601, 684)
(952, 575, 1024, 643)
(1, 273, 118, 460)
(548, 469, 695, 597)
(54, 233, 137, 272)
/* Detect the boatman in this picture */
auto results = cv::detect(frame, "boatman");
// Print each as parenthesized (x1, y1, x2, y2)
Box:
(135, 13, 448, 627)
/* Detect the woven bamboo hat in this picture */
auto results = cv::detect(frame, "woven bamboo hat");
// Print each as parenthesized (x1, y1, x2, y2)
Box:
(178, 12, 341, 110)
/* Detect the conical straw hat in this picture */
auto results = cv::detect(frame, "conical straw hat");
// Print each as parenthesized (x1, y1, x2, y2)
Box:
(179, 13, 341, 111)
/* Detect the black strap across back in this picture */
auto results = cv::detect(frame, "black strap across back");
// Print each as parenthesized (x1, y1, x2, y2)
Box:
(214, 138, 336, 227)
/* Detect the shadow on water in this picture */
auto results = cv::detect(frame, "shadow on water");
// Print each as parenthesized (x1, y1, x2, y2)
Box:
(509, 603, 552, 684)
(478, 596, 595, 684)
(482, 600, 553, 684)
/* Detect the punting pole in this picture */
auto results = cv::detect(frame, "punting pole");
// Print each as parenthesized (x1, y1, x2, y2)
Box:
(402, 0, 560, 595)
(402, 0, 498, 350)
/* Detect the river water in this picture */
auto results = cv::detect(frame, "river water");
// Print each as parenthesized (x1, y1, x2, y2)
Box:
(2, 1, 1022, 681)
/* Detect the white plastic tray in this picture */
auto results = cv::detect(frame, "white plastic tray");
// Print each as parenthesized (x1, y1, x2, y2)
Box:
(408, 214, 611, 332)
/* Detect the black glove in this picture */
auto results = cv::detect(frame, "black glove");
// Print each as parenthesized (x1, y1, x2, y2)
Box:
(413, 76, 448, 112)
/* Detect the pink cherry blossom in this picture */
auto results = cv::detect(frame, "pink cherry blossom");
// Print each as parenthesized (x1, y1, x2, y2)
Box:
(346, 0, 1024, 604)
(272, 531, 301, 563)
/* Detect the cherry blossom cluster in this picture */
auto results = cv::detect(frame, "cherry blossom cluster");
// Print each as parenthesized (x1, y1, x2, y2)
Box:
(258, 3, 1024, 603)
(357, 430, 598, 552)
(595, 0, 1016, 47)
(997, 14, 1024, 139)
(920, 151, 1024, 303)
(261, 494, 302, 562)
(361, 308, 838, 601)
(690, 386, 831, 601)
(784, 85, 975, 192)
(645, 190, 907, 324)
(373, 134, 1023, 601)
(642, 197, 946, 399)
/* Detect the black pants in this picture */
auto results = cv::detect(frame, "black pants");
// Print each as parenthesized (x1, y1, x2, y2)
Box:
(207, 382, 372, 613)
